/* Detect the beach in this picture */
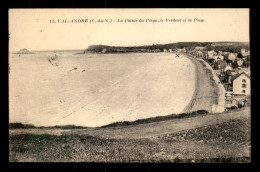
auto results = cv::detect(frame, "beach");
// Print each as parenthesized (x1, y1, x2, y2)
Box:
(9, 52, 219, 127)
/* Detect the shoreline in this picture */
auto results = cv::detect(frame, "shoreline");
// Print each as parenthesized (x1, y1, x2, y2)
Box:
(182, 54, 199, 113)
(186, 54, 225, 113)
(183, 54, 224, 113)
(196, 58, 225, 113)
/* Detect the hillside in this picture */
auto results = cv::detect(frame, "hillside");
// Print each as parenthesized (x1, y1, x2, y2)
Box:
(85, 42, 250, 53)
(204, 42, 250, 53)
(9, 108, 250, 162)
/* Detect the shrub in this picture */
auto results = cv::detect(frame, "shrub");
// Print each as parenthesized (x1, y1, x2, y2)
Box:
(230, 106, 238, 110)
(51, 125, 85, 129)
(9, 123, 24, 129)
(197, 110, 208, 114)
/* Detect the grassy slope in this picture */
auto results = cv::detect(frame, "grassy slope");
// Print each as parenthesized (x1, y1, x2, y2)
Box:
(9, 118, 250, 162)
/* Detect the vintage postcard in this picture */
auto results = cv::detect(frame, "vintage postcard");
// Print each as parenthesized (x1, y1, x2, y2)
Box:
(9, 8, 250, 162)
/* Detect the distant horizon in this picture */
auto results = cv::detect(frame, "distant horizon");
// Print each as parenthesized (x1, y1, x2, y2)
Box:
(11, 41, 250, 52)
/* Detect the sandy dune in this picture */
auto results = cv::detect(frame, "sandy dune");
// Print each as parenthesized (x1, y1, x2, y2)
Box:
(9, 52, 196, 127)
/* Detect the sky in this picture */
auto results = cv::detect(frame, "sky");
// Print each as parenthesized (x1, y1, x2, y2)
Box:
(9, 9, 249, 51)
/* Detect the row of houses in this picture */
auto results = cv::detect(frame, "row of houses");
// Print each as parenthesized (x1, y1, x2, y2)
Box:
(188, 47, 250, 60)
(98, 47, 189, 53)
(100, 48, 170, 53)
(187, 47, 251, 110)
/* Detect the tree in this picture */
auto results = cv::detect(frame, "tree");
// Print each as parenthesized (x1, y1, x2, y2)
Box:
(244, 56, 250, 67)
(232, 61, 238, 68)
(226, 59, 233, 64)
(237, 53, 243, 59)
(208, 59, 215, 65)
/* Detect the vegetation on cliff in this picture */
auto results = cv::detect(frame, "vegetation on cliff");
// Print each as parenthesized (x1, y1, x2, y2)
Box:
(85, 42, 249, 53)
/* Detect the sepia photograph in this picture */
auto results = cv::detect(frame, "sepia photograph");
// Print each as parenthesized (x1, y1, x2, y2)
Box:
(9, 8, 250, 162)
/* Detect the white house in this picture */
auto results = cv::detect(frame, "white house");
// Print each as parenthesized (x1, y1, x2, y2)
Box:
(237, 67, 250, 76)
(207, 50, 214, 59)
(222, 52, 230, 55)
(224, 64, 233, 72)
(228, 53, 237, 62)
(101, 48, 107, 53)
(176, 48, 186, 53)
(241, 49, 246, 54)
(194, 47, 205, 51)
(151, 49, 161, 52)
(241, 49, 250, 57)
(232, 72, 250, 95)
(196, 51, 204, 58)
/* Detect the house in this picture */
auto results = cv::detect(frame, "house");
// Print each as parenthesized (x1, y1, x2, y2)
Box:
(217, 60, 226, 73)
(101, 48, 107, 53)
(151, 49, 161, 52)
(225, 97, 241, 109)
(196, 51, 204, 58)
(207, 50, 214, 59)
(222, 52, 230, 55)
(225, 70, 237, 84)
(194, 47, 205, 51)
(169, 49, 173, 52)
(241, 49, 250, 57)
(242, 55, 250, 61)
(232, 72, 250, 95)
(224, 64, 233, 72)
(223, 54, 230, 61)
(176, 48, 186, 53)
(187, 49, 195, 56)
(228, 53, 237, 62)
(223, 83, 233, 91)
(140, 49, 148, 52)
(213, 59, 225, 70)
(163, 49, 168, 52)
(213, 55, 224, 61)
(237, 67, 250, 77)
(236, 59, 244, 67)
(237, 67, 250, 76)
